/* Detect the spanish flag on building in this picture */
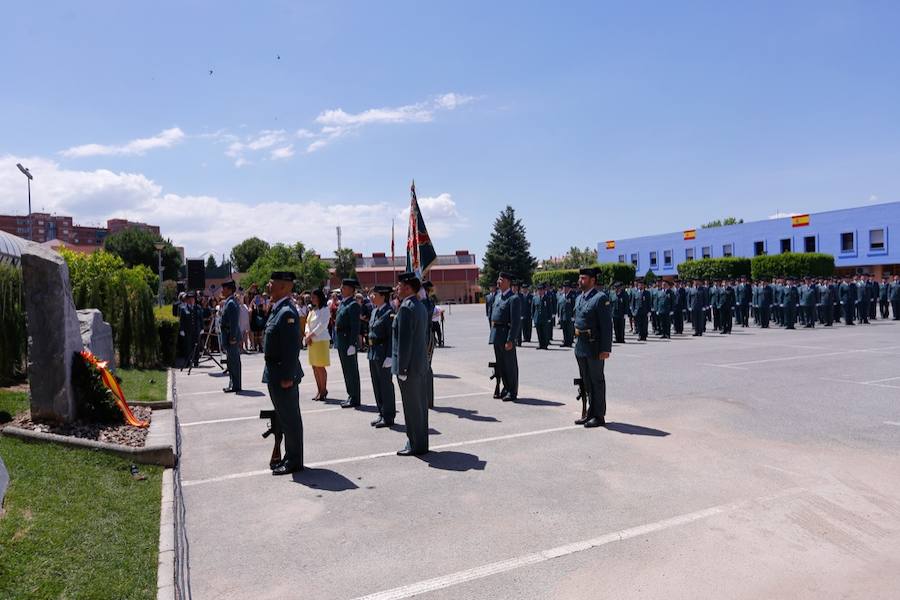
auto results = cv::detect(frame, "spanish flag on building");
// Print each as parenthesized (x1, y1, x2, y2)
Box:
(683, 229, 696, 240)
(791, 214, 810, 228)
(605, 240, 616, 250)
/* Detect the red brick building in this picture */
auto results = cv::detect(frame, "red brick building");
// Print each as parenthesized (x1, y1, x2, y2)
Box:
(326, 250, 481, 303)
(0, 213, 160, 251)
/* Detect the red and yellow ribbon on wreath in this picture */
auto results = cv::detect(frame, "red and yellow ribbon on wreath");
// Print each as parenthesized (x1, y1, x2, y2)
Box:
(80, 350, 150, 428)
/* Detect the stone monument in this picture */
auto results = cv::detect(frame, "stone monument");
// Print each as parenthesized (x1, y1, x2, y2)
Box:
(78, 309, 116, 372)
(21, 244, 83, 422)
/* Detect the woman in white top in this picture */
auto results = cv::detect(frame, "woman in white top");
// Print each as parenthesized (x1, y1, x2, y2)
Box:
(304, 289, 332, 400)
(239, 294, 251, 352)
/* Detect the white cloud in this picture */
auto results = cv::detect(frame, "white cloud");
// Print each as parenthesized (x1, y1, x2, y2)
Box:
(0, 155, 467, 259)
(768, 211, 800, 219)
(224, 130, 289, 165)
(270, 145, 294, 160)
(61, 127, 185, 158)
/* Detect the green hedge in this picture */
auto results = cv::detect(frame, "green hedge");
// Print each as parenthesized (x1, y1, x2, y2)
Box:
(750, 253, 835, 279)
(154, 305, 179, 367)
(677, 257, 751, 280)
(0, 265, 26, 384)
(533, 263, 636, 288)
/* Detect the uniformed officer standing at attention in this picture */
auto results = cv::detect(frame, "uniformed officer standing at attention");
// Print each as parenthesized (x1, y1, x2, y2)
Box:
(633, 279, 651, 340)
(521, 283, 534, 343)
(263, 271, 304, 475)
(559, 281, 576, 347)
(367, 285, 396, 428)
(839, 275, 857, 325)
(532, 283, 553, 349)
(891, 275, 900, 320)
(490, 272, 522, 401)
(392, 272, 430, 456)
(220, 280, 242, 393)
(422, 280, 437, 408)
(611, 282, 628, 343)
(573, 267, 613, 428)
(335, 278, 362, 408)
(178, 292, 203, 367)
(485, 283, 498, 332)
(658, 279, 674, 339)
(690, 279, 708, 335)
(800, 276, 817, 328)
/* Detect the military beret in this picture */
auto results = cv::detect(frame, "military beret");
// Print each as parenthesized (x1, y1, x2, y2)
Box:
(221, 279, 236, 289)
(498, 271, 514, 281)
(271, 271, 295, 282)
(342, 277, 360, 288)
(373, 285, 393, 294)
(398, 271, 419, 283)
(578, 267, 598, 277)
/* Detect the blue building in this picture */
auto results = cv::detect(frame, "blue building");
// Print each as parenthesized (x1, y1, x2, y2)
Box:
(598, 201, 900, 278)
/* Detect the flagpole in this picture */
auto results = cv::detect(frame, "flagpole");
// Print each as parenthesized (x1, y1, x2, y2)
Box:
(391, 218, 396, 282)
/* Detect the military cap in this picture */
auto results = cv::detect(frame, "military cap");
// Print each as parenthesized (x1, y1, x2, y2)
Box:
(423, 280, 434, 289)
(221, 279, 237, 289)
(398, 271, 420, 283)
(536, 283, 547, 290)
(271, 271, 295, 282)
(613, 281, 623, 288)
(635, 276, 644, 283)
(498, 271, 514, 281)
(578, 267, 598, 277)
(522, 283, 530, 289)
(185, 291, 196, 298)
(342, 277, 360, 288)
(373, 285, 393, 294)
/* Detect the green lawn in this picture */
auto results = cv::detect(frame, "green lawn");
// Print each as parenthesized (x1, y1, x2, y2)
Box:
(118, 368, 168, 403)
(0, 389, 27, 419)
(0, 437, 162, 599)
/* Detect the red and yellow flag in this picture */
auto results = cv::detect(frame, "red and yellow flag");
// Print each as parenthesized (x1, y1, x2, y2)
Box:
(605, 240, 615, 249)
(683, 229, 696, 240)
(80, 350, 150, 428)
(791, 214, 810, 227)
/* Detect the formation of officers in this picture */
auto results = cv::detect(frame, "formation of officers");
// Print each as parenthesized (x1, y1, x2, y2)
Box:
(256, 270, 436, 475)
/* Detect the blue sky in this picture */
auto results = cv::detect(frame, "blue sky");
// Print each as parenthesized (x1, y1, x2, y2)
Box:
(2, 1, 900, 263)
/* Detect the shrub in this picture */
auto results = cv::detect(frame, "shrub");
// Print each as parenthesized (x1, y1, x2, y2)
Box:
(677, 257, 751, 280)
(751, 253, 835, 279)
(0, 265, 26, 384)
(154, 305, 179, 367)
(532, 262, 636, 289)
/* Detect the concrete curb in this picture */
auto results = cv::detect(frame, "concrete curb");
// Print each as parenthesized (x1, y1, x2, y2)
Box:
(131, 401, 173, 409)
(0, 426, 176, 466)
(157, 467, 175, 600)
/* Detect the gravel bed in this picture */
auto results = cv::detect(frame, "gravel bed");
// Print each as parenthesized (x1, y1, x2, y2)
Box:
(8, 406, 153, 448)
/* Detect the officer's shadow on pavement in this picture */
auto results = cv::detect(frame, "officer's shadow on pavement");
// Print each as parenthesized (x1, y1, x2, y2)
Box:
(291, 468, 359, 492)
(390, 424, 442, 435)
(433, 373, 461, 379)
(604, 422, 670, 437)
(431, 406, 500, 422)
(512, 398, 565, 407)
(235, 390, 265, 397)
(417, 450, 486, 472)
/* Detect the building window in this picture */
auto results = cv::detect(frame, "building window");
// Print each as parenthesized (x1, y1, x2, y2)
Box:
(840, 232, 855, 253)
(685, 248, 694, 261)
(649, 251, 658, 268)
(753, 241, 765, 256)
(617, 254, 625, 263)
(870, 228, 885, 251)
(663, 249, 673, 267)
(780, 238, 791, 253)
(630, 253, 638, 268)
(722, 243, 733, 257)
(701, 246, 711, 259)
(804, 236, 816, 253)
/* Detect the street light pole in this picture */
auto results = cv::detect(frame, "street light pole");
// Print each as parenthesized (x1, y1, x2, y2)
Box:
(154, 242, 166, 306)
(16, 163, 33, 241)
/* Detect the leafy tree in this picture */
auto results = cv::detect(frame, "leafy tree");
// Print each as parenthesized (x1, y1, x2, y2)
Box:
(702, 216, 744, 229)
(230, 237, 271, 272)
(206, 255, 217, 269)
(103, 227, 182, 279)
(241, 242, 330, 291)
(480, 206, 537, 288)
(543, 246, 598, 270)
(642, 268, 657, 285)
(334, 247, 358, 280)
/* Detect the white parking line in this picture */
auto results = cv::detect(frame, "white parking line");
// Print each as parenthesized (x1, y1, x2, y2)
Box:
(182, 424, 575, 487)
(863, 376, 900, 384)
(351, 487, 805, 600)
(885, 421, 900, 427)
(713, 345, 900, 368)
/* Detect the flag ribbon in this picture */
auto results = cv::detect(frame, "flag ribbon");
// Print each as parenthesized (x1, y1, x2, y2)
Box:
(80, 350, 150, 428)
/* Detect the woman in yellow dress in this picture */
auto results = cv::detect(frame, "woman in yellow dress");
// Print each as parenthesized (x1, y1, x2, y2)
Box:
(304, 289, 331, 400)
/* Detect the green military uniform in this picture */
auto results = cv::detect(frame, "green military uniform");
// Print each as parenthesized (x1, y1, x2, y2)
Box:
(611, 283, 628, 343)
(521, 285, 534, 343)
(367, 287, 396, 427)
(392, 272, 430, 455)
(559, 283, 576, 347)
(532, 284, 553, 349)
(490, 273, 522, 400)
(573, 267, 613, 428)
(334, 279, 362, 408)
(263, 271, 304, 474)
(220, 281, 242, 392)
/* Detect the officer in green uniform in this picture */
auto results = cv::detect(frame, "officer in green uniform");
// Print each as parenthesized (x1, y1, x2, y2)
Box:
(521, 284, 534, 343)
(485, 283, 498, 332)
(633, 279, 651, 340)
(367, 285, 396, 428)
(782, 277, 799, 329)
(800, 276, 817, 328)
(559, 282, 576, 347)
(220, 280, 242, 393)
(839, 275, 857, 325)
(422, 280, 437, 408)
(490, 272, 522, 401)
(392, 271, 430, 456)
(720, 280, 735, 334)
(335, 278, 362, 408)
(611, 281, 628, 343)
(891, 275, 900, 320)
(573, 267, 613, 428)
(879, 276, 890, 319)
(263, 271, 304, 475)
(532, 283, 553, 349)
(658, 279, 674, 338)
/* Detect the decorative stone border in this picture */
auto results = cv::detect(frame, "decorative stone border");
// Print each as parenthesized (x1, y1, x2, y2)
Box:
(157, 468, 175, 600)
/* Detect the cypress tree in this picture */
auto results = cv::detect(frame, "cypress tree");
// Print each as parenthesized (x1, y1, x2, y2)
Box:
(480, 206, 538, 288)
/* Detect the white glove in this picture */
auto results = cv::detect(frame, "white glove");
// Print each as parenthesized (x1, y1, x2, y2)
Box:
(347, 346, 356, 356)
(398, 374, 407, 381)
(383, 357, 392, 369)
(179, 331, 185, 337)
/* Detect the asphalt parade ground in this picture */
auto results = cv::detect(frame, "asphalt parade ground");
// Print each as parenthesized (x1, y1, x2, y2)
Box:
(175, 304, 900, 600)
